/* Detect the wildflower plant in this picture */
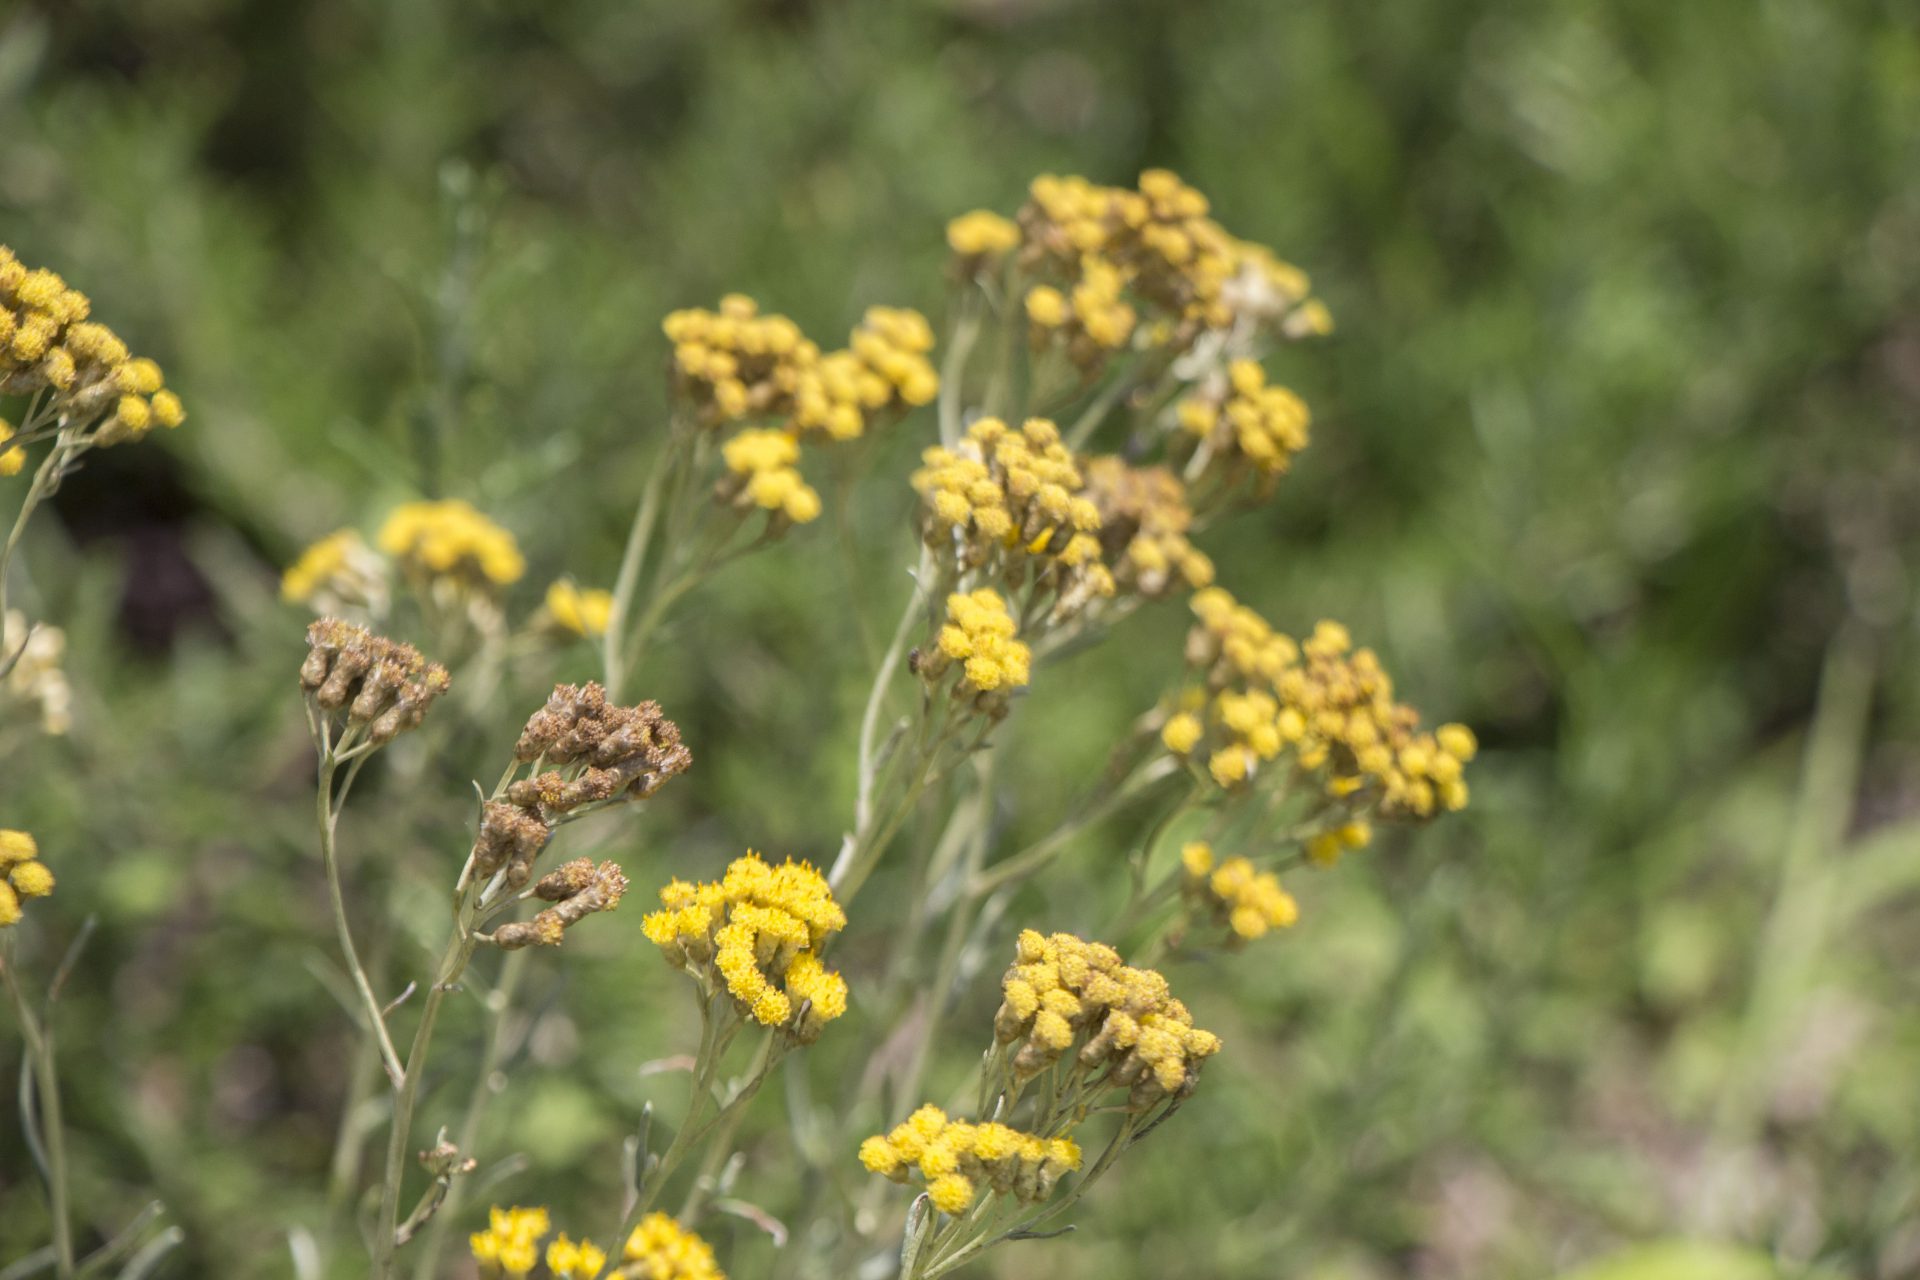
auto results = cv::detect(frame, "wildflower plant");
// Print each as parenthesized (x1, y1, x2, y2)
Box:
(1, 170, 1479, 1279)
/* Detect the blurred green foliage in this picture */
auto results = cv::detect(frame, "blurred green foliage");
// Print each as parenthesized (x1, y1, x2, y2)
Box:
(2, 0, 1919, 1276)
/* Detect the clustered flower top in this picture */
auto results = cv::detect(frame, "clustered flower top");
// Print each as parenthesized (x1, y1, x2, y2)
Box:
(945, 209, 1021, 263)
(299, 618, 451, 744)
(280, 530, 387, 613)
(618, 1212, 725, 1280)
(509, 682, 693, 811)
(1081, 457, 1215, 598)
(543, 579, 613, 638)
(913, 588, 1033, 716)
(0, 829, 54, 928)
(3, 609, 72, 736)
(0, 244, 184, 463)
(471, 1206, 552, 1277)
(990, 170, 1330, 371)
(545, 1234, 608, 1280)
(473, 1205, 709, 1279)
(1175, 357, 1313, 491)
(994, 929, 1220, 1108)
(1161, 588, 1476, 821)
(718, 427, 822, 525)
(377, 498, 526, 590)
(664, 294, 937, 439)
(642, 852, 849, 1044)
(912, 416, 1113, 612)
(1181, 841, 1298, 942)
(662, 294, 938, 538)
(859, 1104, 1082, 1217)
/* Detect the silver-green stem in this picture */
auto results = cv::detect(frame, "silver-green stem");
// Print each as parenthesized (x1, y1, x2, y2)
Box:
(2, 938, 74, 1278)
(315, 748, 406, 1087)
(369, 896, 481, 1279)
(407, 946, 531, 1280)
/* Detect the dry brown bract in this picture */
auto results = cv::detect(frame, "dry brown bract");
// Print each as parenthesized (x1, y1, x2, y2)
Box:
(507, 682, 692, 811)
(300, 618, 451, 743)
(492, 858, 630, 950)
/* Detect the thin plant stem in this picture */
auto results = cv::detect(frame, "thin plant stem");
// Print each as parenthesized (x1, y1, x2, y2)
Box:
(315, 750, 406, 1088)
(0, 421, 74, 678)
(2, 939, 74, 1279)
(370, 904, 481, 1279)
(408, 946, 531, 1280)
(604, 433, 683, 701)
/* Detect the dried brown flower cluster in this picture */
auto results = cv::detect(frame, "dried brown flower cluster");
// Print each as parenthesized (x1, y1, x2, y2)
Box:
(492, 857, 631, 950)
(471, 801, 554, 890)
(507, 682, 692, 812)
(300, 618, 451, 743)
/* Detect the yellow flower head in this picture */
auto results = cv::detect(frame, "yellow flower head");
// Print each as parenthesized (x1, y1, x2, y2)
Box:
(991, 930, 1218, 1106)
(0, 830, 51, 928)
(917, 588, 1033, 706)
(0, 246, 183, 450)
(946, 209, 1021, 259)
(470, 1205, 551, 1278)
(1188, 854, 1298, 943)
(544, 579, 614, 638)
(665, 293, 935, 442)
(281, 529, 389, 613)
(860, 1107, 1081, 1213)
(719, 427, 821, 524)
(991, 169, 1332, 376)
(1080, 457, 1213, 598)
(1170, 590, 1474, 820)
(621, 1212, 724, 1280)
(642, 852, 848, 1043)
(0, 419, 24, 476)
(1173, 359, 1311, 487)
(377, 499, 525, 588)
(546, 1233, 608, 1279)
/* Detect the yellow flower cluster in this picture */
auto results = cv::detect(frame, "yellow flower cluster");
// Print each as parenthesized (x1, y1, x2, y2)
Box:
(3, 609, 72, 735)
(914, 588, 1032, 709)
(642, 852, 849, 1042)
(469, 1207, 613, 1279)
(945, 209, 1021, 261)
(1175, 359, 1311, 481)
(1164, 589, 1476, 819)
(1082, 457, 1214, 598)
(0, 245, 185, 449)
(1180, 842, 1298, 941)
(0, 420, 22, 475)
(471, 1206, 553, 1277)
(0, 830, 54, 928)
(1024, 254, 1135, 360)
(911, 416, 1114, 613)
(377, 499, 525, 589)
(1013, 171, 1329, 365)
(993, 929, 1220, 1108)
(844, 305, 940, 418)
(547, 1234, 608, 1279)
(859, 1104, 1083, 1216)
(620, 1212, 725, 1280)
(280, 529, 387, 611)
(718, 428, 822, 524)
(544, 579, 614, 638)
(663, 294, 936, 441)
